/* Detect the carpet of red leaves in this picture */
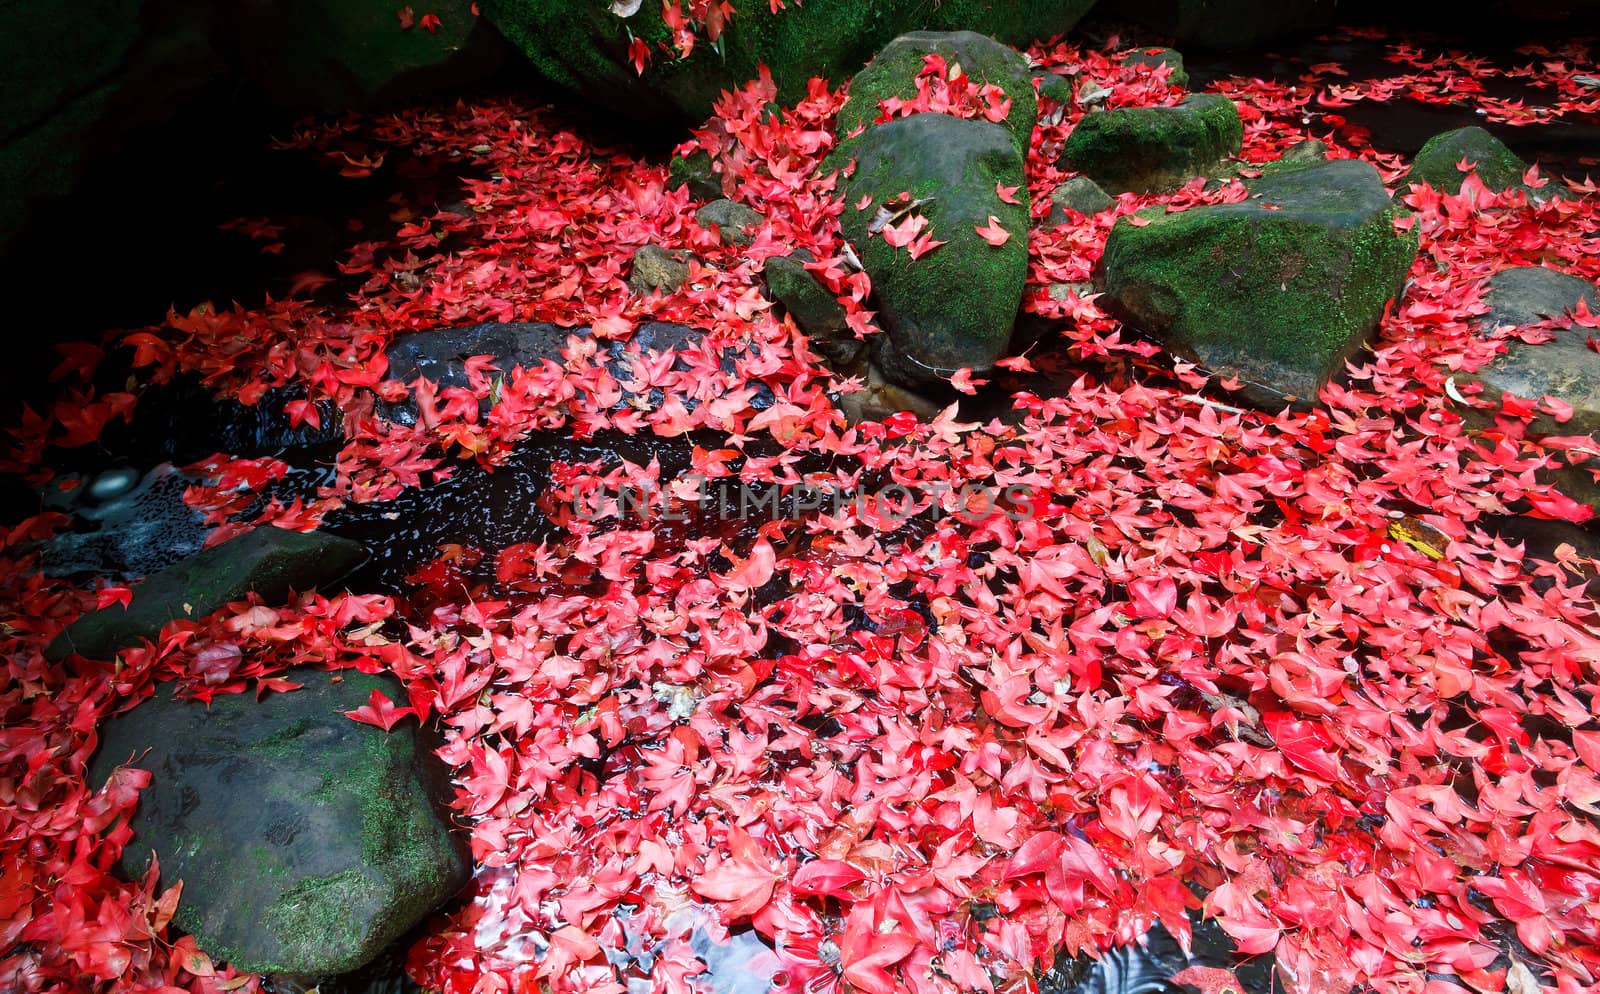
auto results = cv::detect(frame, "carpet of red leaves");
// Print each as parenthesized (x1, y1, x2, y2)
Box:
(4, 26, 1600, 994)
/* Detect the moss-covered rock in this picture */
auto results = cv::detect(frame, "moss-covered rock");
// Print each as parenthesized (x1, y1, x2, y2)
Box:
(89, 669, 470, 976)
(481, 0, 1097, 124)
(668, 149, 722, 200)
(1112, 0, 1338, 49)
(1099, 158, 1419, 406)
(1282, 138, 1329, 163)
(840, 112, 1028, 387)
(1124, 46, 1188, 89)
(836, 31, 1037, 154)
(1060, 93, 1242, 194)
(764, 250, 862, 368)
(1406, 126, 1537, 197)
(46, 527, 367, 662)
(235, 0, 500, 115)
(695, 198, 765, 246)
(1034, 70, 1077, 106)
(1047, 176, 1115, 224)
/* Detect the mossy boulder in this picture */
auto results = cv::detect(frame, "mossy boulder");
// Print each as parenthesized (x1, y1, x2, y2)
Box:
(1047, 176, 1115, 223)
(1454, 267, 1600, 436)
(480, 0, 1097, 125)
(1060, 93, 1242, 194)
(89, 669, 470, 976)
(1124, 47, 1188, 89)
(235, 0, 501, 115)
(46, 528, 367, 662)
(836, 31, 1037, 155)
(1113, 0, 1338, 49)
(1034, 70, 1077, 106)
(764, 251, 862, 367)
(1406, 126, 1536, 197)
(1099, 158, 1419, 406)
(839, 112, 1028, 387)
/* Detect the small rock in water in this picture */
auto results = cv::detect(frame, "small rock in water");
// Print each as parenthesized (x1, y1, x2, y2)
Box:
(1282, 138, 1329, 162)
(694, 199, 765, 247)
(1048, 176, 1116, 223)
(668, 149, 722, 200)
(1123, 46, 1188, 89)
(762, 250, 862, 369)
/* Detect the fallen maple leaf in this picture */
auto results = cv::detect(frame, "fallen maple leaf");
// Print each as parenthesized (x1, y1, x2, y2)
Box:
(974, 215, 1011, 246)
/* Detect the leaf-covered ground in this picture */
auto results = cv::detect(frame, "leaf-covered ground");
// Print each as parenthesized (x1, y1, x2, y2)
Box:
(5, 26, 1600, 994)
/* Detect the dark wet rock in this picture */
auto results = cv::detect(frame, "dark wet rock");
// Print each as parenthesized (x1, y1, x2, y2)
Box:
(100, 377, 344, 467)
(480, 0, 1096, 125)
(1407, 126, 1555, 198)
(1124, 47, 1188, 89)
(628, 244, 695, 295)
(1283, 138, 1329, 162)
(835, 363, 944, 423)
(1114, 0, 1338, 50)
(38, 464, 211, 580)
(838, 113, 1028, 388)
(668, 149, 722, 200)
(695, 199, 765, 247)
(837, 31, 1038, 154)
(1099, 158, 1419, 406)
(763, 251, 862, 368)
(1454, 267, 1600, 435)
(1034, 69, 1077, 106)
(1060, 93, 1242, 194)
(1048, 176, 1116, 224)
(46, 527, 367, 662)
(380, 321, 773, 427)
(89, 669, 469, 976)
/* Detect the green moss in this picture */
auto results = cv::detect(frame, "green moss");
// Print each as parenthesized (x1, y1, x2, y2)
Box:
(1060, 93, 1242, 194)
(481, 0, 1096, 123)
(835, 31, 1037, 155)
(1100, 159, 1418, 404)
(839, 112, 1028, 385)
(1408, 126, 1530, 196)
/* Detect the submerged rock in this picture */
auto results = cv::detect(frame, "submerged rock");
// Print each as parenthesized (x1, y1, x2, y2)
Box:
(1060, 94, 1242, 194)
(838, 112, 1029, 387)
(1407, 126, 1553, 198)
(90, 669, 469, 976)
(1099, 158, 1419, 405)
(836, 31, 1038, 154)
(46, 527, 367, 661)
(38, 464, 211, 580)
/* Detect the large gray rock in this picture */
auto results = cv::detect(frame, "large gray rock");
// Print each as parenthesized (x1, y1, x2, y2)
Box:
(46, 527, 367, 662)
(838, 112, 1029, 387)
(1047, 176, 1115, 224)
(90, 669, 469, 976)
(1060, 93, 1242, 194)
(1456, 266, 1600, 435)
(1099, 158, 1419, 406)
